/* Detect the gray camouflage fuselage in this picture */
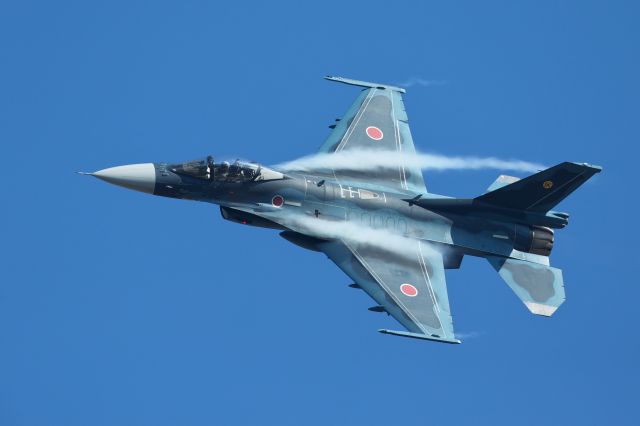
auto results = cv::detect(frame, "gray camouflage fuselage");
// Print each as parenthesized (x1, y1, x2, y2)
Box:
(153, 162, 549, 271)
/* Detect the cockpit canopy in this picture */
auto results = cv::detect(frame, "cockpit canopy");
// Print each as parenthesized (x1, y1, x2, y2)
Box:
(169, 156, 284, 183)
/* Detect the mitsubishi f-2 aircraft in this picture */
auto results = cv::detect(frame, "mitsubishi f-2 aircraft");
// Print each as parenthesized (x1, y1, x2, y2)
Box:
(84, 76, 601, 344)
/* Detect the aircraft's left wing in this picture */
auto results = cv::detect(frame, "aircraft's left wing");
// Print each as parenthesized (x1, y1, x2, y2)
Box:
(317, 238, 459, 343)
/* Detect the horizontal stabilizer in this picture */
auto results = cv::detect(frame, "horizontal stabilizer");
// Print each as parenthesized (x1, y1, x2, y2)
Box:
(486, 175, 520, 193)
(476, 162, 602, 213)
(378, 329, 461, 344)
(487, 256, 565, 316)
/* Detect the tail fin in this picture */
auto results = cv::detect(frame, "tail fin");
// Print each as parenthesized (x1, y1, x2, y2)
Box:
(487, 256, 565, 316)
(476, 162, 602, 213)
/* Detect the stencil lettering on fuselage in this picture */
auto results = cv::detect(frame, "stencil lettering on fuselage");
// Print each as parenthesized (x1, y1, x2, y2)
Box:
(348, 210, 408, 235)
(339, 185, 382, 201)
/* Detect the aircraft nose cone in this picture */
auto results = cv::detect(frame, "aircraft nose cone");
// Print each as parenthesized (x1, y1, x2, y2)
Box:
(92, 163, 156, 194)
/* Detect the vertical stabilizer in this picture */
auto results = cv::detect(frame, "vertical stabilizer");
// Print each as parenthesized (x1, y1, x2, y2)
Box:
(476, 162, 602, 213)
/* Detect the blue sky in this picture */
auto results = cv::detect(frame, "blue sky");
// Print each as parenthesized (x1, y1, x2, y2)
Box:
(1, 1, 638, 425)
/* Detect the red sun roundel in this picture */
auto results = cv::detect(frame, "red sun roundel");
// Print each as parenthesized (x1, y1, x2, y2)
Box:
(400, 283, 418, 297)
(365, 126, 384, 141)
(272, 195, 284, 207)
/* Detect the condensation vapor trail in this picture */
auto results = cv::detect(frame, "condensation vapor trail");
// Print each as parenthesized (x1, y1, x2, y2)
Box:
(282, 215, 449, 260)
(274, 150, 545, 174)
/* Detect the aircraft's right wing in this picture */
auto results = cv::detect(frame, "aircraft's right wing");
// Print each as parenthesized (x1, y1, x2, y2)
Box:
(317, 238, 459, 343)
(315, 76, 427, 195)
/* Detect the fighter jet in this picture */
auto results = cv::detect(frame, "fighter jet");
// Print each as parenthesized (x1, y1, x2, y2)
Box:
(84, 76, 601, 344)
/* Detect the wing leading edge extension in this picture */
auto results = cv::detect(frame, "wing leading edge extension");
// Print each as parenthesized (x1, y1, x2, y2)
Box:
(318, 238, 459, 344)
(315, 76, 427, 195)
